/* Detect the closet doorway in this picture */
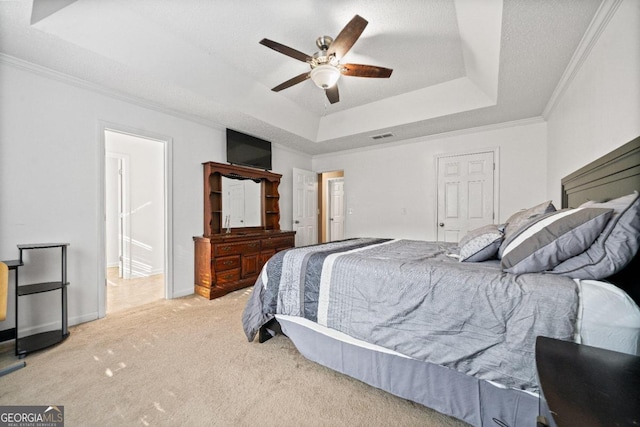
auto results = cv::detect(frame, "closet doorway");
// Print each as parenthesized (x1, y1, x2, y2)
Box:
(104, 129, 166, 314)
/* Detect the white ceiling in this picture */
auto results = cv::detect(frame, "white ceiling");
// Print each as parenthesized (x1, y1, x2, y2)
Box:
(0, 0, 603, 155)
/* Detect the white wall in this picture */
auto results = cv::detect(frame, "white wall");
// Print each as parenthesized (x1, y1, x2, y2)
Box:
(0, 58, 311, 333)
(272, 144, 313, 231)
(546, 0, 640, 203)
(313, 120, 548, 241)
(0, 59, 310, 334)
(0, 60, 221, 332)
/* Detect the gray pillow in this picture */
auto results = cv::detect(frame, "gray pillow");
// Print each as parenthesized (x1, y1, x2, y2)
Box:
(501, 207, 613, 274)
(551, 191, 640, 279)
(499, 200, 556, 258)
(458, 224, 503, 262)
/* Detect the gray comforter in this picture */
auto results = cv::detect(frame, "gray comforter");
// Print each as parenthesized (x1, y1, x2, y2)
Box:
(242, 238, 578, 392)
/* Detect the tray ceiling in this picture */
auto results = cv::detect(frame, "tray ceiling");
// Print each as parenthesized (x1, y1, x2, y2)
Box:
(0, 0, 603, 154)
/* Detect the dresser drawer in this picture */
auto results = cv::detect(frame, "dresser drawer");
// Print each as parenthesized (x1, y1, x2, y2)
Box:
(195, 231, 295, 300)
(261, 236, 294, 250)
(214, 255, 240, 271)
(216, 268, 240, 284)
(214, 240, 261, 256)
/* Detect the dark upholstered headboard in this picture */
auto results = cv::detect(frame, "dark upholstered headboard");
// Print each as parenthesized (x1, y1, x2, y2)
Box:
(561, 136, 640, 303)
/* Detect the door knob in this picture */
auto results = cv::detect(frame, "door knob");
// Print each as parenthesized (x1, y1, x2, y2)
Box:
(439, 223, 445, 227)
(294, 220, 300, 224)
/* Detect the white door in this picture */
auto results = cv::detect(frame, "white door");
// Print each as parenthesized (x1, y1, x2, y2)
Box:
(293, 168, 318, 247)
(436, 151, 495, 242)
(328, 178, 345, 241)
(106, 153, 131, 279)
(226, 179, 245, 227)
(116, 157, 128, 278)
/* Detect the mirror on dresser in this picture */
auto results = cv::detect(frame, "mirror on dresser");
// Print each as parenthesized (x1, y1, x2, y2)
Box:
(200, 161, 286, 235)
(194, 161, 296, 299)
(221, 176, 261, 228)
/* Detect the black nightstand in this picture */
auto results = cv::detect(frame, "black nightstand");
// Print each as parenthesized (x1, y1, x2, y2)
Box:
(535, 336, 640, 427)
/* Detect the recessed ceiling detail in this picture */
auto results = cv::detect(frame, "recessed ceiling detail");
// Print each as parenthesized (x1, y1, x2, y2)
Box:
(0, 0, 604, 155)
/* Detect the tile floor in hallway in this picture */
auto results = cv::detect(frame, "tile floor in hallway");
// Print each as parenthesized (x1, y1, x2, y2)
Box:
(106, 267, 164, 313)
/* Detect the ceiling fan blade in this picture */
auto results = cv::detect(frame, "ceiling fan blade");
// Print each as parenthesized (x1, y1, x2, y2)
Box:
(325, 85, 340, 104)
(341, 63, 393, 78)
(271, 72, 310, 92)
(260, 38, 312, 63)
(328, 15, 368, 59)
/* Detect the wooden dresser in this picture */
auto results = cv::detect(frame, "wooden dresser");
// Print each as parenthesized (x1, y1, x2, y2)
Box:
(194, 230, 295, 299)
(194, 161, 295, 299)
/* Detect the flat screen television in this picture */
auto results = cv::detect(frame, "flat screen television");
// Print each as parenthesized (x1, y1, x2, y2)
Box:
(226, 128, 272, 170)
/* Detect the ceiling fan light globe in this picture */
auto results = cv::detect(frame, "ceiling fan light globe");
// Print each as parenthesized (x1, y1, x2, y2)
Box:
(310, 64, 341, 89)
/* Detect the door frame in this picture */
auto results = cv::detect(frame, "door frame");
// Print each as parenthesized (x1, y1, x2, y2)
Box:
(434, 147, 500, 240)
(97, 121, 173, 319)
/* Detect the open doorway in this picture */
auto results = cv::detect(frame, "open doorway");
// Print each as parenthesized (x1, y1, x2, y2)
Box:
(318, 170, 345, 243)
(104, 129, 166, 314)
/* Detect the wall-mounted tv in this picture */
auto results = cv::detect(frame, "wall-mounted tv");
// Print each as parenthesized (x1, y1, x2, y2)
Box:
(226, 128, 272, 170)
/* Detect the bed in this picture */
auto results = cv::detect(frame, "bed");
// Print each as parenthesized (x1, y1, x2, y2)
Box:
(242, 136, 640, 427)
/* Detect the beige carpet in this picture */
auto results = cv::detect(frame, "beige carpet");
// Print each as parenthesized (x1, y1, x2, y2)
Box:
(0, 288, 468, 426)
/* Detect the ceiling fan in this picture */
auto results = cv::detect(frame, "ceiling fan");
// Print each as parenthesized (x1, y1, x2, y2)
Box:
(260, 15, 393, 104)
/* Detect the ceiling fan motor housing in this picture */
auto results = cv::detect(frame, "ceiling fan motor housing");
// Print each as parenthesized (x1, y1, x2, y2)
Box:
(310, 35, 341, 88)
(312, 36, 339, 67)
(315, 35, 333, 51)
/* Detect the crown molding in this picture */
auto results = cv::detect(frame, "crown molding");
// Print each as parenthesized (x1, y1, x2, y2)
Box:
(0, 53, 225, 131)
(542, 0, 623, 118)
(312, 116, 545, 159)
